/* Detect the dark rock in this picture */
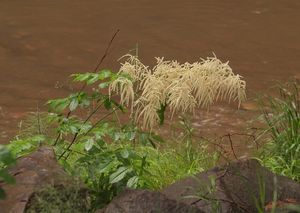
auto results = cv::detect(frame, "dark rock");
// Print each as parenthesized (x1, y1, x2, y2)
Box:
(162, 159, 300, 213)
(99, 188, 204, 213)
(0, 146, 88, 213)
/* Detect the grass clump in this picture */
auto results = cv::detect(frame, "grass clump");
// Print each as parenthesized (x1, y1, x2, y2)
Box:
(137, 141, 217, 190)
(258, 81, 300, 181)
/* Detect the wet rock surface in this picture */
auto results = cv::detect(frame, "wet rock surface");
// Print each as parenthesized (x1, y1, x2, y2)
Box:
(99, 159, 300, 213)
(98, 188, 203, 213)
(0, 146, 83, 213)
(1, 149, 300, 213)
(162, 159, 300, 213)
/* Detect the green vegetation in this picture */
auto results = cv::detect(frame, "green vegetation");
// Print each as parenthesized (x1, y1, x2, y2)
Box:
(3, 50, 300, 211)
(25, 185, 91, 213)
(258, 81, 300, 181)
(9, 106, 217, 210)
(0, 145, 16, 199)
(2, 50, 300, 211)
(4, 54, 244, 209)
(184, 175, 221, 212)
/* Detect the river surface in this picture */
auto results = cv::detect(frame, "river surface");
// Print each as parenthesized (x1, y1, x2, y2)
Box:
(1, 0, 300, 156)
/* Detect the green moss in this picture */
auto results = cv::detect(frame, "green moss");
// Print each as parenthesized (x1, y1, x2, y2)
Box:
(25, 185, 91, 213)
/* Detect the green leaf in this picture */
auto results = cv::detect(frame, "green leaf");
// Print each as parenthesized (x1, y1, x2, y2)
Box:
(0, 188, 6, 199)
(0, 170, 15, 184)
(0, 145, 16, 166)
(126, 131, 136, 141)
(98, 70, 112, 80)
(87, 74, 99, 85)
(114, 132, 121, 141)
(98, 159, 117, 174)
(74, 140, 87, 149)
(69, 98, 79, 111)
(72, 73, 90, 82)
(127, 176, 139, 188)
(99, 82, 110, 89)
(7, 139, 34, 158)
(103, 97, 112, 110)
(72, 70, 113, 86)
(120, 149, 129, 159)
(109, 166, 131, 184)
(47, 98, 70, 113)
(157, 103, 166, 125)
(150, 134, 165, 144)
(85, 138, 94, 151)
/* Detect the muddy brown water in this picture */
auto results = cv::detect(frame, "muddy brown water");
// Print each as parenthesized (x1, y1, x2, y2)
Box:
(1, 1, 300, 157)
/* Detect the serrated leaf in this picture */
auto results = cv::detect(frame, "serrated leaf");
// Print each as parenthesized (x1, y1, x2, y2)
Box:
(109, 166, 130, 184)
(98, 70, 112, 80)
(127, 176, 139, 188)
(99, 82, 110, 89)
(69, 99, 79, 111)
(87, 74, 99, 85)
(120, 149, 129, 159)
(47, 98, 70, 113)
(72, 73, 90, 82)
(69, 126, 79, 134)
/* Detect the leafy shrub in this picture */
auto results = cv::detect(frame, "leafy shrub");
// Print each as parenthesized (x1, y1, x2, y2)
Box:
(61, 131, 216, 209)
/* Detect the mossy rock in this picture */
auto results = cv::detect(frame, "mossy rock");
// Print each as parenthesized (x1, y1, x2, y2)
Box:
(25, 184, 91, 213)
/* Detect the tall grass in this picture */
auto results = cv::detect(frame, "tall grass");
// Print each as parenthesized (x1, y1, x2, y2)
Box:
(258, 81, 300, 181)
(137, 140, 217, 190)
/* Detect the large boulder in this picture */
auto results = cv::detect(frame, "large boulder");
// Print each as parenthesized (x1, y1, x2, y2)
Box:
(99, 159, 300, 213)
(0, 146, 89, 213)
(98, 188, 203, 213)
(162, 159, 300, 212)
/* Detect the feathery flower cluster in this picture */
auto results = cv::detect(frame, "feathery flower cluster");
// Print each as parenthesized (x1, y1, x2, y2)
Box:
(109, 54, 246, 130)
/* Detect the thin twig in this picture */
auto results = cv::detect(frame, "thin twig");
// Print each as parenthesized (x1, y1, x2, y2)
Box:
(216, 167, 229, 180)
(84, 108, 118, 137)
(60, 102, 105, 159)
(225, 132, 259, 150)
(58, 108, 117, 160)
(227, 133, 238, 161)
(80, 29, 120, 91)
(37, 105, 41, 135)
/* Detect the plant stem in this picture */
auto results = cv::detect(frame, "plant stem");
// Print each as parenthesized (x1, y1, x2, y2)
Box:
(53, 29, 120, 146)
(58, 108, 118, 160)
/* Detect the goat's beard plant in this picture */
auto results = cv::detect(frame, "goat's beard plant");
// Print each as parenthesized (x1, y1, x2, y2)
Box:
(110, 54, 246, 130)
(8, 53, 246, 209)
